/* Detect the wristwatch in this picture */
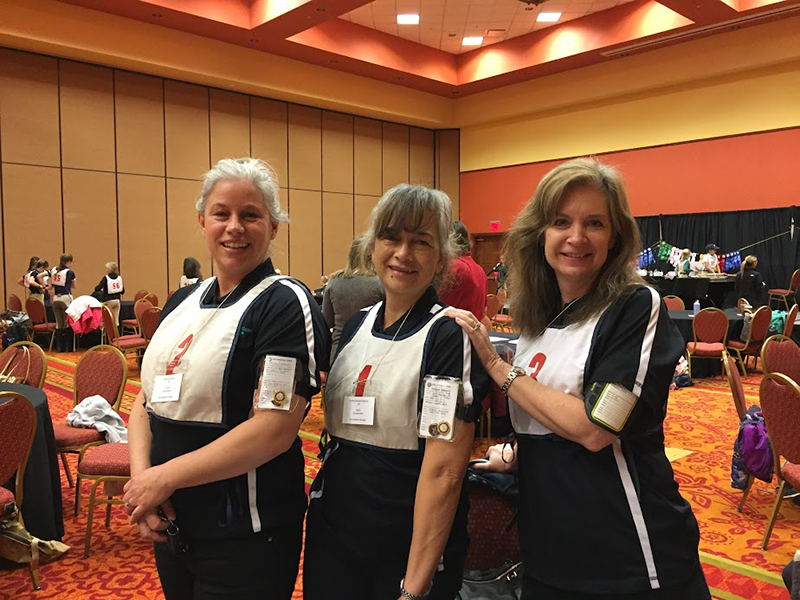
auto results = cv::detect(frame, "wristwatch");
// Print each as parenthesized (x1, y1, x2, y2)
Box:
(400, 578, 430, 600)
(501, 366, 527, 396)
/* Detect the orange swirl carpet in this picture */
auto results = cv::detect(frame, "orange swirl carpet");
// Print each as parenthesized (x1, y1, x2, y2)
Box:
(1, 353, 797, 599)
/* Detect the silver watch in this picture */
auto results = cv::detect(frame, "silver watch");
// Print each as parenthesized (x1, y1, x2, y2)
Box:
(501, 366, 526, 396)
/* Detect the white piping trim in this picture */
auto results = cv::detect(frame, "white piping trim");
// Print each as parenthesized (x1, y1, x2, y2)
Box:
(633, 288, 661, 396)
(279, 280, 318, 388)
(461, 330, 474, 405)
(247, 469, 261, 533)
(612, 441, 660, 589)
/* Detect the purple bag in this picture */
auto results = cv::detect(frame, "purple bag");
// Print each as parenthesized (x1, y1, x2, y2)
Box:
(741, 416, 774, 483)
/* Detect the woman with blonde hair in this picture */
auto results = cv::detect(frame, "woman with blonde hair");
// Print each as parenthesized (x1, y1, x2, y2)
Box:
(93, 261, 125, 325)
(734, 254, 767, 307)
(446, 158, 709, 598)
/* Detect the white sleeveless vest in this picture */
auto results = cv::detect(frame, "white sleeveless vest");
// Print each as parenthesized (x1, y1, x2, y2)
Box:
(325, 302, 449, 450)
(51, 269, 68, 287)
(142, 275, 283, 425)
(106, 275, 123, 294)
(510, 314, 601, 436)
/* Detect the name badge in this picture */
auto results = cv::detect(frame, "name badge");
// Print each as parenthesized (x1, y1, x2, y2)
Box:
(256, 355, 297, 411)
(343, 396, 375, 425)
(419, 376, 459, 442)
(151, 373, 183, 403)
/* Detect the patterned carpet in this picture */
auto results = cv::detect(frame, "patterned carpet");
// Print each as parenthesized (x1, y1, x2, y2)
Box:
(1, 352, 798, 599)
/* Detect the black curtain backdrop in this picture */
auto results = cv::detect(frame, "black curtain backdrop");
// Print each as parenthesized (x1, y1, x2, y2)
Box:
(637, 206, 800, 291)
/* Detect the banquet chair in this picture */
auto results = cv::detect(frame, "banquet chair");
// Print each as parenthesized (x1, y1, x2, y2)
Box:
(143, 293, 159, 308)
(119, 298, 152, 336)
(783, 304, 798, 338)
(0, 391, 40, 589)
(0, 341, 47, 388)
(685, 308, 728, 378)
(485, 295, 500, 327)
(53, 345, 127, 488)
(663, 295, 685, 310)
(139, 306, 162, 341)
(726, 306, 772, 376)
(757, 372, 800, 550)
(133, 289, 149, 302)
(760, 335, 800, 383)
(102, 305, 148, 361)
(24, 297, 56, 352)
(768, 269, 800, 311)
(8, 293, 23, 312)
(722, 352, 748, 422)
(76, 442, 130, 557)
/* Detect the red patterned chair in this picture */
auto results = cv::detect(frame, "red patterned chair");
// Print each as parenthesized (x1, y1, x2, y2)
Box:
(53, 345, 127, 488)
(722, 352, 748, 422)
(685, 308, 728, 378)
(662, 295, 684, 310)
(143, 293, 159, 308)
(0, 391, 40, 589)
(103, 305, 148, 360)
(492, 289, 513, 332)
(75, 442, 130, 557)
(139, 306, 162, 341)
(0, 341, 47, 388)
(133, 289, 150, 302)
(760, 334, 800, 384)
(24, 296, 56, 351)
(119, 298, 153, 336)
(755, 372, 800, 549)
(8, 293, 23, 312)
(768, 269, 800, 311)
(726, 306, 772, 376)
(783, 303, 798, 338)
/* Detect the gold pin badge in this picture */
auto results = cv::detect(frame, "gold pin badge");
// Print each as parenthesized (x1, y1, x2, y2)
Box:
(428, 422, 440, 437)
(272, 390, 287, 406)
(437, 421, 451, 435)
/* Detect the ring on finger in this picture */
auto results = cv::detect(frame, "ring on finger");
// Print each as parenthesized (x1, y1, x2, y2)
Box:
(472, 322, 481, 332)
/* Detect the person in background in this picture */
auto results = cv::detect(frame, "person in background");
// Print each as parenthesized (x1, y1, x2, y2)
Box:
(734, 255, 767, 308)
(313, 275, 329, 306)
(17, 255, 39, 292)
(677, 248, 692, 276)
(703, 243, 721, 274)
(26, 260, 48, 301)
(179, 257, 202, 288)
(94, 261, 125, 325)
(447, 158, 709, 598)
(123, 158, 329, 600)
(440, 221, 488, 319)
(51, 253, 76, 352)
(321, 236, 383, 360)
(491, 255, 508, 292)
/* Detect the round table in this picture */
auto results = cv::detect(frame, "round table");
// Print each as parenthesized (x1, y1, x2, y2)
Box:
(0, 382, 64, 541)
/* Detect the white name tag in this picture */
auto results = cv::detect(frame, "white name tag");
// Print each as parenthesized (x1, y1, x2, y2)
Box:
(419, 376, 459, 442)
(151, 373, 183, 403)
(256, 355, 296, 410)
(591, 383, 638, 432)
(343, 396, 375, 425)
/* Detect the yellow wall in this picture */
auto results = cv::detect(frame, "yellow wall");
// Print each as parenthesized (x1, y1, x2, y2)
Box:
(457, 17, 800, 171)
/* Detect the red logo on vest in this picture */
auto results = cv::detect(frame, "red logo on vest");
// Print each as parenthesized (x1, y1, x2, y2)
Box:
(528, 353, 547, 380)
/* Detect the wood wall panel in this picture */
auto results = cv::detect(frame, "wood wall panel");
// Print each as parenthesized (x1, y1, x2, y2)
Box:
(382, 123, 409, 190)
(322, 112, 353, 194)
(59, 61, 115, 172)
(165, 81, 210, 180)
(354, 195, 380, 236)
(354, 118, 382, 196)
(322, 192, 354, 276)
(210, 90, 250, 165)
(118, 174, 168, 300)
(167, 179, 212, 287)
(288, 106, 322, 191)
(288, 189, 322, 287)
(436, 130, 460, 219)
(410, 128, 435, 188)
(2, 165, 62, 296)
(271, 190, 289, 274)
(115, 72, 165, 176)
(251, 98, 288, 188)
(0, 181, 4, 307)
(62, 169, 118, 296)
(0, 50, 60, 167)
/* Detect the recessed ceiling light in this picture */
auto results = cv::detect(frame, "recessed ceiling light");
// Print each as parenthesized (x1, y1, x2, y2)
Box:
(537, 12, 561, 22)
(462, 36, 483, 46)
(397, 14, 419, 25)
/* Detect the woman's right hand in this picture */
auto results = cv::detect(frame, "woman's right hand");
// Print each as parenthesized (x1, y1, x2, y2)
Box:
(472, 442, 517, 473)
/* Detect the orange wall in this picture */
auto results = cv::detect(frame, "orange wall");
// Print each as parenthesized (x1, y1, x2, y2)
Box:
(460, 127, 800, 233)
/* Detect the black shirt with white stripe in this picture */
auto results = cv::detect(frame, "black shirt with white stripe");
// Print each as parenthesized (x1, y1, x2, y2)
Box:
(148, 258, 330, 539)
(514, 285, 701, 594)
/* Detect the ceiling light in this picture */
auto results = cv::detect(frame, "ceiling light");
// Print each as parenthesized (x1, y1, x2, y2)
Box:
(397, 14, 419, 25)
(462, 36, 484, 46)
(537, 12, 561, 22)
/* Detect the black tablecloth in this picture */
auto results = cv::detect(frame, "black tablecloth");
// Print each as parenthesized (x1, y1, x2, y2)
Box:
(0, 382, 64, 541)
(668, 309, 743, 378)
(645, 276, 737, 309)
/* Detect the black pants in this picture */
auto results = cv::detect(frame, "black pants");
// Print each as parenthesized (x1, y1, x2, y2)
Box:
(521, 561, 711, 600)
(153, 520, 302, 600)
(303, 506, 467, 600)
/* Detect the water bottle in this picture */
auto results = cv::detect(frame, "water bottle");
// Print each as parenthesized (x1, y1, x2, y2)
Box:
(693, 300, 700, 316)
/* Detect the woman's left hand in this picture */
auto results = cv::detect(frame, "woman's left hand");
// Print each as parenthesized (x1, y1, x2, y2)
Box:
(444, 308, 503, 372)
(123, 465, 175, 524)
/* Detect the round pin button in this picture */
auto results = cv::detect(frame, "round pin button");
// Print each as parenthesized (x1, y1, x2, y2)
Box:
(437, 421, 451, 435)
(273, 390, 287, 406)
(428, 422, 440, 436)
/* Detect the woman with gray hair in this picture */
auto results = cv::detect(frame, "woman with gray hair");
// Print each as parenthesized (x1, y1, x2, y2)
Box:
(123, 158, 330, 599)
(446, 158, 709, 598)
(93, 261, 124, 324)
(304, 184, 491, 600)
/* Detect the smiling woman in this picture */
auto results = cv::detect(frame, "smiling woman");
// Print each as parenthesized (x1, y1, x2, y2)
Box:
(123, 158, 330, 600)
